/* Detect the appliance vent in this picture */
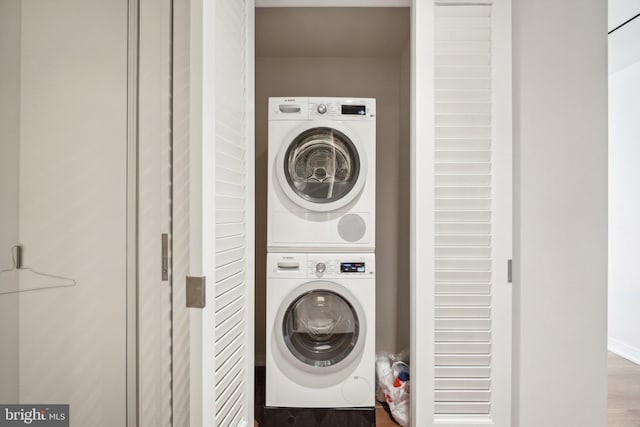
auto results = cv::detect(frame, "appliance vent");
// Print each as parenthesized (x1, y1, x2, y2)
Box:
(338, 214, 367, 242)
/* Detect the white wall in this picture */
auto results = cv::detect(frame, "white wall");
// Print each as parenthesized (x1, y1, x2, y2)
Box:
(609, 0, 640, 31)
(255, 53, 411, 361)
(609, 14, 640, 74)
(609, 46, 640, 364)
(512, 0, 609, 426)
(0, 0, 21, 403)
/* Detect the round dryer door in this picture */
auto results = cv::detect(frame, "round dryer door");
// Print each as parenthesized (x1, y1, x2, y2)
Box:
(277, 126, 367, 212)
(279, 285, 366, 371)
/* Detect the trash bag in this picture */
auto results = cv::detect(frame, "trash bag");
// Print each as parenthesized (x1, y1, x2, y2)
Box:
(376, 350, 410, 426)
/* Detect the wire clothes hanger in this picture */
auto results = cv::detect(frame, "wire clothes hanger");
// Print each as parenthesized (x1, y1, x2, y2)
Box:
(0, 245, 77, 296)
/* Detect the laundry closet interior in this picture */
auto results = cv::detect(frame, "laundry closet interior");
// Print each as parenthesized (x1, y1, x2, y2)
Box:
(240, 1, 512, 425)
(254, 6, 411, 369)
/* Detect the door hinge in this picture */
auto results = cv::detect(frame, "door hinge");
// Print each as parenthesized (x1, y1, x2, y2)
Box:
(186, 276, 206, 308)
(507, 259, 513, 283)
(161, 233, 168, 281)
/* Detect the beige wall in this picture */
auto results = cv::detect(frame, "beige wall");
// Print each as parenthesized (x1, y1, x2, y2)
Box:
(0, 1, 129, 424)
(0, 0, 21, 402)
(255, 54, 410, 362)
(397, 46, 411, 351)
(513, 0, 608, 425)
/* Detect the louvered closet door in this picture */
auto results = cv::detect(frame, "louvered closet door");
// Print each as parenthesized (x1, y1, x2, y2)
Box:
(432, 0, 511, 425)
(213, 0, 254, 426)
(185, 0, 253, 425)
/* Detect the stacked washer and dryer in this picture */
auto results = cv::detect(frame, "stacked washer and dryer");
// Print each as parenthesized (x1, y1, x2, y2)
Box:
(264, 97, 377, 426)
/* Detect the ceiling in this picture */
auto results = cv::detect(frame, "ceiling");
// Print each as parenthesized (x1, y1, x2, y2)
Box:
(256, 7, 410, 57)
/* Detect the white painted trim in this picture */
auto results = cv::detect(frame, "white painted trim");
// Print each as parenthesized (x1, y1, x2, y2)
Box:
(170, 0, 193, 424)
(244, 0, 256, 425)
(609, 337, 640, 366)
(126, 0, 139, 425)
(188, 0, 217, 425)
(411, 1, 435, 426)
(188, 0, 203, 423)
(489, 0, 513, 425)
(256, 0, 410, 7)
(136, 0, 174, 424)
(200, 0, 218, 424)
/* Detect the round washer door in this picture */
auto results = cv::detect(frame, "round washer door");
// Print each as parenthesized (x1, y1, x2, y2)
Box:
(276, 125, 368, 212)
(275, 281, 366, 374)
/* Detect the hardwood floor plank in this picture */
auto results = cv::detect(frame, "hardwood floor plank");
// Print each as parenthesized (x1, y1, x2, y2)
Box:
(608, 352, 640, 427)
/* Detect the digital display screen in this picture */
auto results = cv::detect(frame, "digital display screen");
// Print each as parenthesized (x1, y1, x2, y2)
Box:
(340, 262, 366, 273)
(341, 105, 366, 115)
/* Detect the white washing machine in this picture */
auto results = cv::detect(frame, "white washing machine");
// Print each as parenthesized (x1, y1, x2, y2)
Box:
(268, 97, 376, 253)
(264, 252, 375, 424)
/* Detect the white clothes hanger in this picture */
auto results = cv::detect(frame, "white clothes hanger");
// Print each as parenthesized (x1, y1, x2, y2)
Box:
(0, 245, 76, 296)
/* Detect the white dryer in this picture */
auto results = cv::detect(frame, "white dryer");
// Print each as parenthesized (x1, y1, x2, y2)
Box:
(268, 97, 376, 253)
(264, 253, 375, 425)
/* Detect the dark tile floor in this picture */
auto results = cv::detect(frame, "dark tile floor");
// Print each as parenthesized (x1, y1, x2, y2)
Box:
(254, 366, 399, 427)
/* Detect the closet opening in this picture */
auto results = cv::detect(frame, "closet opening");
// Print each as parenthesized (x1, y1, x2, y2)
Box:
(253, 6, 412, 426)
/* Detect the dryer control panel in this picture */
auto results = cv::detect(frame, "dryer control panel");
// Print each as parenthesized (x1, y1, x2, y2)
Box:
(269, 97, 376, 121)
(268, 253, 375, 278)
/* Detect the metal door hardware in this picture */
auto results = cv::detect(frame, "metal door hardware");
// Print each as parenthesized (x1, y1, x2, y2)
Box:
(186, 276, 206, 308)
(161, 233, 168, 281)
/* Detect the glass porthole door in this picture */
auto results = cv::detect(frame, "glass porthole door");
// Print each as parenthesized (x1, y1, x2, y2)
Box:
(276, 283, 366, 372)
(276, 126, 368, 212)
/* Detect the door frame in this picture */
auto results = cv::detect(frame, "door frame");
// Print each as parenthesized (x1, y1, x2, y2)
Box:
(182, 0, 513, 425)
(411, 2, 433, 423)
(126, 0, 139, 425)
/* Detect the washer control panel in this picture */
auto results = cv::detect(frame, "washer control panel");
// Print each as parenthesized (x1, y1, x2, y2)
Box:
(315, 262, 327, 273)
(309, 98, 375, 120)
(307, 257, 373, 278)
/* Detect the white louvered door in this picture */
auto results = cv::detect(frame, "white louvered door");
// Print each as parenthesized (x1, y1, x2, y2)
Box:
(187, 0, 254, 425)
(213, 0, 254, 425)
(413, 0, 511, 425)
(213, 0, 249, 416)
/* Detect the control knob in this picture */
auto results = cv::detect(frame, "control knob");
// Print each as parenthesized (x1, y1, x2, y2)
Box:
(315, 262, 326, 273)
(317, 104, 327, 114)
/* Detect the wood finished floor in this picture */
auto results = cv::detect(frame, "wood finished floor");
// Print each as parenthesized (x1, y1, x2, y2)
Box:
(609, 352, 640, 427)
(255, 353, 640, 427)
(253, 403, 398, 427)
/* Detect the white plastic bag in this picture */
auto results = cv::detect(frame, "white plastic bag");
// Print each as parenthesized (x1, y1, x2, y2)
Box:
(375, 352, 411, 426)
(375, 352, 393, 402)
